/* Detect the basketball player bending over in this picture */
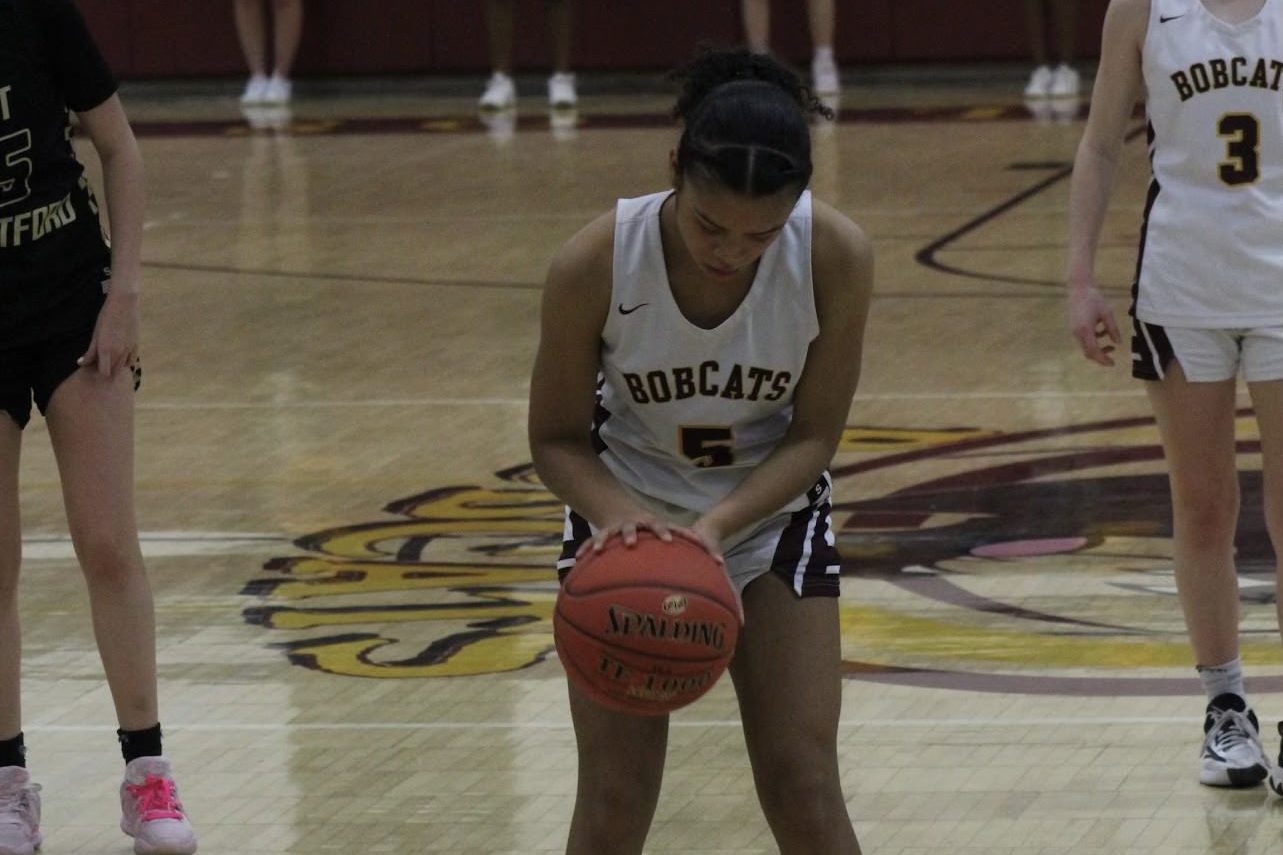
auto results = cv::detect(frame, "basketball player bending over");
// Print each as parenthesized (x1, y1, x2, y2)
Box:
(529, 47, 872, 855)
(0, 2, 196, 853)
(1068, 0, 1283, 792)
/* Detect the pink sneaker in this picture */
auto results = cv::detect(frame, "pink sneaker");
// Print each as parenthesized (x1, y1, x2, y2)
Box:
(0, 766, 41, 855)
(119, 758, 196, 855)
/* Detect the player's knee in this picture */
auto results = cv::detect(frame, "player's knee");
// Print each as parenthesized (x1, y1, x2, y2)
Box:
(73, 530, 142, 588)
(754, 744, 844, 817)
(1174, 486, 1239, 542)
(576, 773, 660, 833)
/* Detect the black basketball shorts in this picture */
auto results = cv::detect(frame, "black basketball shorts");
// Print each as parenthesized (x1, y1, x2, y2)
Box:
(0, 269, 138, 429)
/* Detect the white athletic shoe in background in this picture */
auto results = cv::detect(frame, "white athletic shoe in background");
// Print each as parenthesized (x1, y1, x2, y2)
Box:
(0, 767, 41, 855)
(1024, 64, 1053, 98)
(1049, 64, 1080, 98)
(548, 72, 577, 108)
(480, 72, 516, 109)
(239, 74, 269, 105)
(261, 75, 292, 105)
(811, 55, 840, 95)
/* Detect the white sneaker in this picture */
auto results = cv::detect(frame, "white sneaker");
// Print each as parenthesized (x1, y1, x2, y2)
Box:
(479, 72, 516, 110)
(1024, 64, 1053, 98)
(120, 757, 197, 855)
(548, 72, 577, 108)
(0, 767, 41, 855)
(811, 55, 840, 95)
(1049, 64, 1080, 98)
(239, 74, 269, 105)
(261, 75, 292, 105)
(1200, 694, 1269, 788)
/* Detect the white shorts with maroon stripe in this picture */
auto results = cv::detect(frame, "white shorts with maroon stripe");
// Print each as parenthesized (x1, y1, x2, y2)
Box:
(1133, 320, 1283, 382)
(557, 473, 841, 598)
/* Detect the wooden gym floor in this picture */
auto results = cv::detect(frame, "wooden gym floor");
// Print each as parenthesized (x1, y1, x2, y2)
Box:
(12, 72, 1283, 853)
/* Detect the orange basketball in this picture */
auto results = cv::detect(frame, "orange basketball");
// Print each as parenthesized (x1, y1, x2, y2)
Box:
(554, 531, 741, 715)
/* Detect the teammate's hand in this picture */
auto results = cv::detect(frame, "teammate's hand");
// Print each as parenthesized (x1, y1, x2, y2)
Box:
(78, 283, 140, 378)
(1068, 281, 1121, 367)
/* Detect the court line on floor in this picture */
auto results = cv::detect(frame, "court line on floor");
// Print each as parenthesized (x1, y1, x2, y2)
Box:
(133, 390, 1160, 411)
(26, 716, 1201, 732)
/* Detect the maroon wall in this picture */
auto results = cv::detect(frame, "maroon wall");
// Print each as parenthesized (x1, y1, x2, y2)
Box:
(77, 1, 1110, 80)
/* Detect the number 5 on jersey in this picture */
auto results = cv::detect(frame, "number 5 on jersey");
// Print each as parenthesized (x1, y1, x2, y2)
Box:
(680, 426, 735, 468)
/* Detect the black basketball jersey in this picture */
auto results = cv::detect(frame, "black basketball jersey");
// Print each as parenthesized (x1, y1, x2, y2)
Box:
(0, 0, 116, 342)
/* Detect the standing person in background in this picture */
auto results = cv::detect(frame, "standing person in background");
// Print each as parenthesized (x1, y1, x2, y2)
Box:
(234, 0, 303, 105)
(1024, 0, 1080, 98)
(479, 0, 577, 110)
(741, 0, 840, 95)
(1067, 0, 1282, 792)
(0, 1, 198, 853)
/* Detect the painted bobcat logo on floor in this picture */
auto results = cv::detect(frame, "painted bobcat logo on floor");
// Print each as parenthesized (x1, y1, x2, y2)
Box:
(242, 415, 1283, 693)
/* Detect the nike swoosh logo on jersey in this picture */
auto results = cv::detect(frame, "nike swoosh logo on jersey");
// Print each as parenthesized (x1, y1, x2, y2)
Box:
(618, 302, 649, 315)
(1159, 13, 1185, 22)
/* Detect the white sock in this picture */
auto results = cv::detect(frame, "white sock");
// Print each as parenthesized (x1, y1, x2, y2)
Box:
(1198, 657, 1247, 705)
(813, 45, 834, 65)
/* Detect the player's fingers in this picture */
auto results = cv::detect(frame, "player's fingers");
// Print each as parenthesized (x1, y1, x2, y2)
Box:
(642, 519, 674, 542)
(77, 334, 99, 367)
(1103, 311, 1123, 345)
(670, 526, 726, 565)
(1074, 326, 1102, 362)
(619, 522, 638, 547)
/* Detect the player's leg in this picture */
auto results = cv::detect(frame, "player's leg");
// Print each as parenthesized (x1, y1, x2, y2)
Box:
(264, 0, 303, 103)
(1147, 357, 1265, 786)
(730, 573, 859, 854)
(44, 361, 196, 853)
(0, 405, 42, 855)
(1023, 0, 1053, 96)
(233, 0, 270, 102)
(480, 0, 518, 108)
(1047, 0, 1079, 95)
(741, 0, 770, 53)
(564, 686, 669, 855)
(45, 367, 157, 732)
(546, 0, 576, 107)
(1243, 330, 1283, 793)
(728, 572, 857, 852)
(1050, 0, 1077, 64)
(806, 0, 838, 94)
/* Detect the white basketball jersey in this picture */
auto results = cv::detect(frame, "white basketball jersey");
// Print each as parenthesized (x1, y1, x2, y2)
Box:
(1136, 0, 1283, 327)
(594, 190, 820, 515)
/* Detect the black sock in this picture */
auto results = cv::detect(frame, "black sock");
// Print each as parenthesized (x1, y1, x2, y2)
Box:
(0, 733, 25, 768)
(117, 724, 163, 764)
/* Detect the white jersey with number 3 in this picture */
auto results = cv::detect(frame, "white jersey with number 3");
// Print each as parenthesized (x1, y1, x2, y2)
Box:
(593, 190, 820, 515)
(1136, 0, 1283, 327)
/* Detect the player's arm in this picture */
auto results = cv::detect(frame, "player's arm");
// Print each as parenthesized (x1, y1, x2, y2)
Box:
(76, 94, 144, 376)
(1066, 0, 1147, 366)
(695, 201, 873, 545)
(529, 212, 691, 551)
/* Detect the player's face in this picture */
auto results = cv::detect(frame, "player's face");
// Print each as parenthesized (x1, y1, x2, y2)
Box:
(675, 178, 799, 283)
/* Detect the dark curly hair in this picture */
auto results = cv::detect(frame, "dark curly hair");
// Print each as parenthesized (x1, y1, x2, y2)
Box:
(670, 48, 832, 197)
